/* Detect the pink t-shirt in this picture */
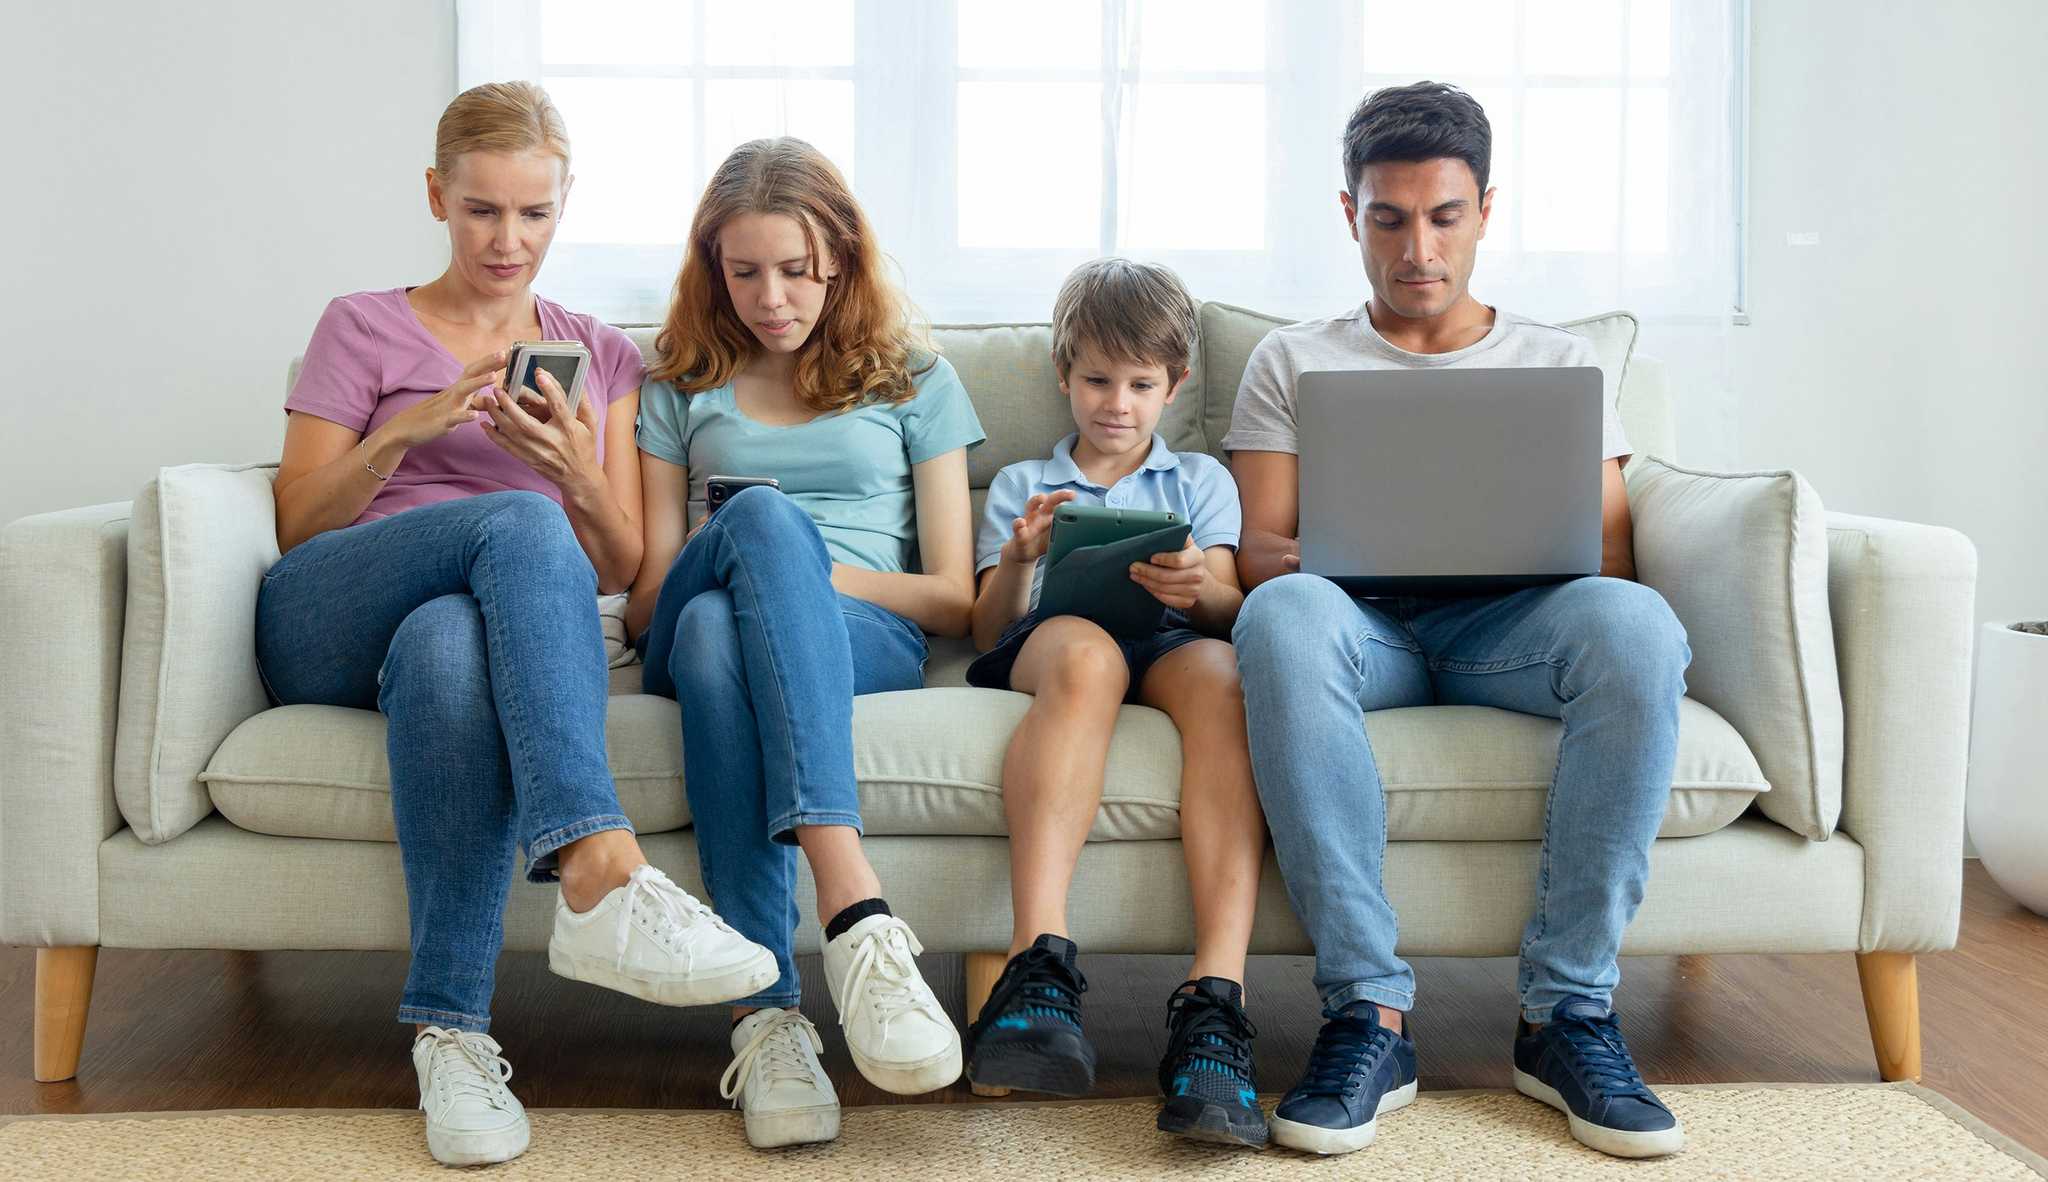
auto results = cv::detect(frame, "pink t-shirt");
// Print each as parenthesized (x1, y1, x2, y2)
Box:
(285, 288, 647, 525)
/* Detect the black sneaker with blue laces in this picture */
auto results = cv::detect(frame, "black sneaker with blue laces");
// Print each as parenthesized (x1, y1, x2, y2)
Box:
(1155, 977, 1269, 1148)
(965, 934, 1097, 1096)
(1269, 1000, 1417, 1155)
(1512, 995, 1685, 1158)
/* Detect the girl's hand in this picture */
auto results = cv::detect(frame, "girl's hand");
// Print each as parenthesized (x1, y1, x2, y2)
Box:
(1129, 536, 1209, 609)
(382, 352, 502, 448)
(479, 367, 603, 493)
(1000, 490, 1079, 565)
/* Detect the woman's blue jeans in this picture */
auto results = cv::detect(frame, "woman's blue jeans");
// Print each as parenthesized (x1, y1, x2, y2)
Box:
(255, 491, 632, 1033)
(639, 486, 927, 1009)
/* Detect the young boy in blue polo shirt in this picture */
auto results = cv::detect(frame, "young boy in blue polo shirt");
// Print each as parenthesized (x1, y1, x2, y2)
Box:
(963, 258, 1269, 1148)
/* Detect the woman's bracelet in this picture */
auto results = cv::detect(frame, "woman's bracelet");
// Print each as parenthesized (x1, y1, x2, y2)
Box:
(358, 442, 393, 481)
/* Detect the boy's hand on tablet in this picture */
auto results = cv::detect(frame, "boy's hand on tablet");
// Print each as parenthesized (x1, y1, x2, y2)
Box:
(1130, 537, 1209, 609)
(1000, 490, 1079, 565)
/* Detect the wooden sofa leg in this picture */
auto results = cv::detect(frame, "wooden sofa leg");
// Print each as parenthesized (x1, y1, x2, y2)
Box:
(963, 951, 1010, 1097)
(34, 946, 98, 1083)
(1855, 951, 1922, 1083)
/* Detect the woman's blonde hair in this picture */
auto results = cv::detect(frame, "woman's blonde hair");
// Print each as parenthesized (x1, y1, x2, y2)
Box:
(433, 81, 571, 180)
(651, 137, 927, 412)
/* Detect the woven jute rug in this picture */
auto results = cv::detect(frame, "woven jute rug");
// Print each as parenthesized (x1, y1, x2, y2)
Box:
(2, 1085, 2041, 1180)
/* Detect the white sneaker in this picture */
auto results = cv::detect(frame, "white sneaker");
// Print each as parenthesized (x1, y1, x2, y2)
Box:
(821, 913, 962, 1094)
(412, 1027, 530, 1166)
(549, 864, 778, 1007)
(719, 1007, 842, 1148)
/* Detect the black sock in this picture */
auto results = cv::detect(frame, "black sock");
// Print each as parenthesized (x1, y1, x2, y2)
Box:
(824, 897, 891, 942)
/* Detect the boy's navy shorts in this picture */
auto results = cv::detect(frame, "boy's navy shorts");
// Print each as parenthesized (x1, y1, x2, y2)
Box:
(965, 609, 1204, 703)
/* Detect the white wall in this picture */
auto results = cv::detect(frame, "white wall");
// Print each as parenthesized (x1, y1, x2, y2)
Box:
(1, 1, 454, 523)
(1734, 1, 2048, 627)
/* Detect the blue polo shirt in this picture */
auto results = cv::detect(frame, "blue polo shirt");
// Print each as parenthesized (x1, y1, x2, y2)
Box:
(976, 432, 1242, 611)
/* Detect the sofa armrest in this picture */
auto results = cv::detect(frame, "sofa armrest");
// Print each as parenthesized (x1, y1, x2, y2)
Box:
(113, 464, 281, 844)
(1, 502, 132, 946)
(1827, 511, 1977, 952)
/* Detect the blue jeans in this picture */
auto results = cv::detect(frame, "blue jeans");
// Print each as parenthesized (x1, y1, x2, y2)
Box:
(1232, 574, 1690, 1023)
(639, 486, 927, 1008)
(255, 491, 631, 1033)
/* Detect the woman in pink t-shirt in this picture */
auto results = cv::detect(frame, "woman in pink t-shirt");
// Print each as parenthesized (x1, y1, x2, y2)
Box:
(254, 83, 772, 1168)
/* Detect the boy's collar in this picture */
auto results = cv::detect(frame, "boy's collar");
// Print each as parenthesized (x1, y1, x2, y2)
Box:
(1046, 432, 1180, 489)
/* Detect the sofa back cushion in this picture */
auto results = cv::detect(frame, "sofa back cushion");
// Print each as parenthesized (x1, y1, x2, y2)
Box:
(115, 463, 280, 844)
(618, 303, 1668, 490)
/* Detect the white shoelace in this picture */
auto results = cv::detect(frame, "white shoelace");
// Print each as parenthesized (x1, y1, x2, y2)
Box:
(834, 917, 945, 1042)
(612, 864, 724, 972)
(718, 1010, 825, 1106)
(420, 1028, 515, 1109)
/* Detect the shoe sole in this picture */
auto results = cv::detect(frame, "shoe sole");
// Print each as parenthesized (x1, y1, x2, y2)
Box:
(425, 1115, 530, 1166)
(743, 1101, 842, 1149)
(852, 1041, 963, 1095)
(1269, 1078, 1417, 1155)
(1157, 1098, 1270, 1148)
(1512, 1068, 1686, 1158)
(966, 1037, 1097, 1097)
(547, 943, 778, 1008)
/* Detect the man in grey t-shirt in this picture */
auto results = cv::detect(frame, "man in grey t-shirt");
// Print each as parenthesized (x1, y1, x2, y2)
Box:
(1228, 83, 1690, 1160)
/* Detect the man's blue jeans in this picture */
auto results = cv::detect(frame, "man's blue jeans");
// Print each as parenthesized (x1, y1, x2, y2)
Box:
(255, 491, 632, 1033)
(640, 486, 927, 1009)
(1232, 573, 1690, 1023)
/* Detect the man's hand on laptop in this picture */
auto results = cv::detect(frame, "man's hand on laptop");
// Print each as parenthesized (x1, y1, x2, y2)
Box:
(1238, 526, 1301, 588)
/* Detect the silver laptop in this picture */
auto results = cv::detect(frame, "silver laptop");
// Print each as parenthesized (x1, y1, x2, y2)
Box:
(1296, 366, 1604, 596)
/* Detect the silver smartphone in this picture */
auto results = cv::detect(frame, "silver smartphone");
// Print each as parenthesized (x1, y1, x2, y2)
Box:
(504, 340, 591, 420)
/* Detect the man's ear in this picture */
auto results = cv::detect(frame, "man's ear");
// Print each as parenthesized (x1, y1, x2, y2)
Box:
(1477, 185, 1496, 241)
(1340, 188, 1361, 244)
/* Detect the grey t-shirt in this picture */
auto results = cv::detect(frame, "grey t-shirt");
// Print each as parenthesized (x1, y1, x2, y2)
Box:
(1221, 303, 1631, 462)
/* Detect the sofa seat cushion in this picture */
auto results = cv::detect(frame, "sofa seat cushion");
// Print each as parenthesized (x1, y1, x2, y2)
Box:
(205, 688, 1767, 845)
(205, 696, 691, 843)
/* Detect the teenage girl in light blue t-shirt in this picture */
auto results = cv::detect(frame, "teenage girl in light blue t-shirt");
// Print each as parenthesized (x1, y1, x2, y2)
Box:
(623, 137, 984, 1150)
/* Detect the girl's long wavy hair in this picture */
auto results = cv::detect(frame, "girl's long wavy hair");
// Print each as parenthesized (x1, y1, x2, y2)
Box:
(650, 137, 928, 412)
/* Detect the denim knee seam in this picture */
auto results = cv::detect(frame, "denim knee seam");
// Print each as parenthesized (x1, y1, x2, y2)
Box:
(398, 1004, 491, 1033)
(526, 813, 634, 882)
(711, 513, 819, 811)
(1516, 713, 1572, 1002)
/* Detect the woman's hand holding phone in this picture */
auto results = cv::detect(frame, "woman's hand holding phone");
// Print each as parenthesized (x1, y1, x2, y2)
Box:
(381, 352, 503, 449)
(999, 490, 1079, 566)
(479, 366, 604, 495)
(1128, 537, 1211, 610)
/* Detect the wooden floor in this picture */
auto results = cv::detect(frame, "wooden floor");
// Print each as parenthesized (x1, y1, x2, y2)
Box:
(5, 864, 2044, 1156)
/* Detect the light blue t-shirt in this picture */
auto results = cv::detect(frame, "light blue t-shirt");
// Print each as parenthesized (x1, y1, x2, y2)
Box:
(976, 432, 1242, 611)
(636, 355, 985, 574)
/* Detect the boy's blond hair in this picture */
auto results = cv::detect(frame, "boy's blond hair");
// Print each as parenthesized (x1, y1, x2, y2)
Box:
(1050, 258, 1199, 387)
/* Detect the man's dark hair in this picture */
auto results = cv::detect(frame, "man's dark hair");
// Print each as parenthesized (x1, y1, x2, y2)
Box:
(1342, 81, 1492, 199)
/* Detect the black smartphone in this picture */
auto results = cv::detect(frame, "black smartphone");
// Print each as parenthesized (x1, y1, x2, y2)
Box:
(705, 475, 781, 514)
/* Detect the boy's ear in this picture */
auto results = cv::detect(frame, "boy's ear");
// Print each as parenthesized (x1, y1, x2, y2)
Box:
(1165, 368, 1191, 403)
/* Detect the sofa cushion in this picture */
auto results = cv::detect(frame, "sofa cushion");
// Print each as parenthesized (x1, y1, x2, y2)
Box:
(622, 322, 1211, 490)
(1627, 457, 1844, 839)
(204, 685, 1766, 845)
(115, 464, 281, 845)
(205, 696, 691, 843)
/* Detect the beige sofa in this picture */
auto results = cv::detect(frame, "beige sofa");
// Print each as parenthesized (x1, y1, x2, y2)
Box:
(0, 303, 1976, 1088)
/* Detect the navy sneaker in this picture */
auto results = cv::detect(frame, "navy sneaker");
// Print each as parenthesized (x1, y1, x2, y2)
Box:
(1513, 996, 1685, 1158)
(1155, 977, 1269, 1148)
(965, 934, 1097, 1096)
(1269, 1001, 1417, 1155)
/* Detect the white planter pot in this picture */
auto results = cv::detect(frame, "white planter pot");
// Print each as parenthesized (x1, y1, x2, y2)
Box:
(1967, 621, 2048, 916)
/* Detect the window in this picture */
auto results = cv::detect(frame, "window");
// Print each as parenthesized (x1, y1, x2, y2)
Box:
(459, 0, 1739, 328)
